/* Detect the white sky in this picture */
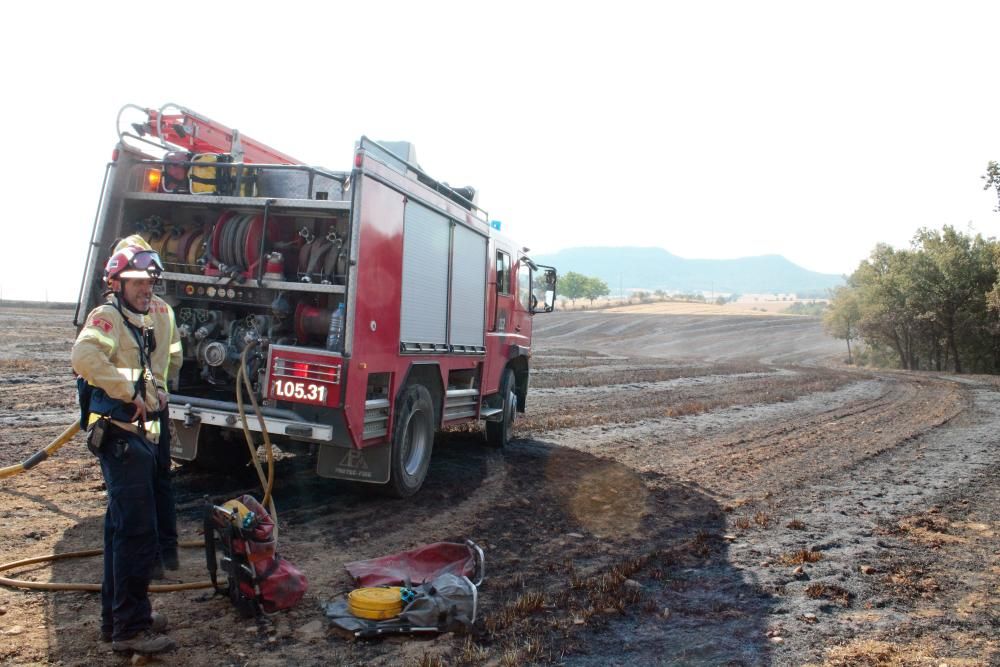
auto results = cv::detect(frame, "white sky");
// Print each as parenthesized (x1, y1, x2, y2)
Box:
(2, 0, 998, 301)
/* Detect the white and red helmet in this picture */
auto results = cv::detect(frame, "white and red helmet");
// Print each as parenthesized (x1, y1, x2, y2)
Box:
(104, 235, 164, 284)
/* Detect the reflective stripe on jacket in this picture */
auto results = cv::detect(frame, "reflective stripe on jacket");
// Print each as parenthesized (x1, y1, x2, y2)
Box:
(72, 296, 180, 444)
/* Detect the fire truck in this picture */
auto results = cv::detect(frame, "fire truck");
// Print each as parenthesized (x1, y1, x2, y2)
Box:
(75, 103, 557, 497)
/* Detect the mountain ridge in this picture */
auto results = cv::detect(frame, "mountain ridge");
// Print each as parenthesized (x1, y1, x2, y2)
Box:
(531, 246, 844, 296)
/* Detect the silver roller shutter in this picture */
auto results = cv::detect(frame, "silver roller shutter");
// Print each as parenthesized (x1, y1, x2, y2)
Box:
(401, 202, 449, 349)
(449, 225, 486, 350)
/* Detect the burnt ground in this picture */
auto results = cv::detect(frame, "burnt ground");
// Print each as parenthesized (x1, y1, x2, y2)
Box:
(0, 306, 997, 666)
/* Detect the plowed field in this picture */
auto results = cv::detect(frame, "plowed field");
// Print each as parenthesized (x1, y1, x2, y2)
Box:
(0, 306, 996, 666)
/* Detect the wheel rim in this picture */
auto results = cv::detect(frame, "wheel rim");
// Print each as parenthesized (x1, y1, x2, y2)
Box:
(506, 390, 516, 434)
(402, 408, 430, 477)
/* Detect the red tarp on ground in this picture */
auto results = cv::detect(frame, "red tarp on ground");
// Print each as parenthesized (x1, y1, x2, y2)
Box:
(345, 541, 482, 587)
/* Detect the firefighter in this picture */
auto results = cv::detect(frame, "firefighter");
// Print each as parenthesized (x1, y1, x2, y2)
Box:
(122, 236, 183, 577)
(72, 238, 179, 655)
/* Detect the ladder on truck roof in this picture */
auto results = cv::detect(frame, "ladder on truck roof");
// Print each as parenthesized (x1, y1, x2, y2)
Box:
(117, 102, 303, 165)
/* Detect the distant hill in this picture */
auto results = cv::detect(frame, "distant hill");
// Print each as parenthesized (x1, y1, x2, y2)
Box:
(531, 247, 844, 296)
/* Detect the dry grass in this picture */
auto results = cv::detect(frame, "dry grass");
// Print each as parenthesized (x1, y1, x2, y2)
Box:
(459, 638, 490, 664)
(821, 637, 990, 667)
(0, 358, 39, 372)
(892, 514, 967, 547)
(665, 401, 711, 418)
(604, 301, 799, 317)
(531, 364, 758, 389)
(519, 368, 856, 436)
(779, 549, 823, 566)
(885, 564, 942, 598)
(805, 583, 852, 606)
(786, 518, 807, 530)
(510, 591, 546, 616)
(823, 640, 900, 666)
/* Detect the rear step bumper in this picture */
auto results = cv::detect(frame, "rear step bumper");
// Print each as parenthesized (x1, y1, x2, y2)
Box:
(168, 400, 334, 442)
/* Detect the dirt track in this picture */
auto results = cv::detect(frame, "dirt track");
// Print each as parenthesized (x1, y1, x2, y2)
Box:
(0, 306, 997, 666)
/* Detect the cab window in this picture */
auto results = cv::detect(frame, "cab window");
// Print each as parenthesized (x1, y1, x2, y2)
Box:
(496, 251, 511, 295)
(518, 262, 531, 310)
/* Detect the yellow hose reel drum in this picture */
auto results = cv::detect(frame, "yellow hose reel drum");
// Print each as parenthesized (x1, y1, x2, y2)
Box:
(221, 499, 253, 525)
(347, 586, 405, 620)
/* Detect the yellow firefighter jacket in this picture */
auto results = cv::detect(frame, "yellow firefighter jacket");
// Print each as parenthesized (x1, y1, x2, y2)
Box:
(72, 295, 183, 443)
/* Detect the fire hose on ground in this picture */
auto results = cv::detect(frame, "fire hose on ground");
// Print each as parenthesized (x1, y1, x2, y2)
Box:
(0, 345, 277, 592)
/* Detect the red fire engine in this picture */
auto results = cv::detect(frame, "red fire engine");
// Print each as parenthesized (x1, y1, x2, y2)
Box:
(76, 103, 557, 497)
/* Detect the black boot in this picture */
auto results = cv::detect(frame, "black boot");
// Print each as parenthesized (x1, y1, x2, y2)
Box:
(161, 546, 180, 571)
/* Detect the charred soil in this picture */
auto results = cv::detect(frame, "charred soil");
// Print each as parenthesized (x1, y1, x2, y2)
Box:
(0, 307, 996, 666)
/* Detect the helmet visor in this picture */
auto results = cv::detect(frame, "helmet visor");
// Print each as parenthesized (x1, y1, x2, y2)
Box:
(131, 250, 164, 273)
(118, 250, 164, 279)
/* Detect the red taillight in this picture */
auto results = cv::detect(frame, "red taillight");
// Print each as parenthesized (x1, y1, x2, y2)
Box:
(111, 148, 120, 162)
(290, 361, 310, 378)
(354, 151, 363, 168)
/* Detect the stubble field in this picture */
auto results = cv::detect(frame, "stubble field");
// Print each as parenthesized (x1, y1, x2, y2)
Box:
(0, 305, 996, 666)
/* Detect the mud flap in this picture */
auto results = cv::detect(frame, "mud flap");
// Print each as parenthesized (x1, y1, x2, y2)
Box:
(170, 419, 199, 461)
(316, 443, 390, 484)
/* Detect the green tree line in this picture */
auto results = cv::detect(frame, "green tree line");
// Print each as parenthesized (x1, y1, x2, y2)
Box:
(559, 272, 610, 307)
(825, 225, 1000, 372)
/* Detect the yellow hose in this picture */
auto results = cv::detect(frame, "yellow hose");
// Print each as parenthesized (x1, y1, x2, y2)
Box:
(0, 422, 81, 480)
(1, 346, 279, 593)
(236, 342, 277, 534)
(0, 419, 212, 592)
(0, 540, 212, 592)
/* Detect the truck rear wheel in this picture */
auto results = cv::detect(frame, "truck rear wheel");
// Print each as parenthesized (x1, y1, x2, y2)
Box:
(486, 369, 516, 449)
(385, 384, 435, 497)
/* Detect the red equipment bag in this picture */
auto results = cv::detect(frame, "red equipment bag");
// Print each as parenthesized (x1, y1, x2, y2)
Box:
(345, 540, 485, 587)
(205, 495, 308, 616)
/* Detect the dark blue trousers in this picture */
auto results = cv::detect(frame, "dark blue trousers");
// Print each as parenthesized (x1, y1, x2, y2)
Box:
(99, 431, 159, 642)
(156, 413, 178, 563)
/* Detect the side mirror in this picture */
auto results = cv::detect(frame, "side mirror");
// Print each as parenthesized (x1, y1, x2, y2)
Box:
(531, 266, 557, 314)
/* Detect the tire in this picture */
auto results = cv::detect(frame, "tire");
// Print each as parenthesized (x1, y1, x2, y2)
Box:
(486, 369, 516, 449)
(385, 384, 435, 498)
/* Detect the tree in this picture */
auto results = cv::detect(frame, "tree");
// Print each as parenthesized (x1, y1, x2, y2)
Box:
(982, 161, 1000, 212)
(908, 227, 996, 373)
(560, 272, 587, 307)
(842, 228, 1000, 373)
(583, 277, 609, 307)
(824, 286, 861, 363)
(851, 243, 919, 369)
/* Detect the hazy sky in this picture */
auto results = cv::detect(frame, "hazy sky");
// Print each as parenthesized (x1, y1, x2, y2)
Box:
(2, 1, 998, 301)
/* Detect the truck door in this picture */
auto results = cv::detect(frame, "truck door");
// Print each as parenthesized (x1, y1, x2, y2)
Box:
(484, 245, 515, 394)
(511, 256, 533, 344)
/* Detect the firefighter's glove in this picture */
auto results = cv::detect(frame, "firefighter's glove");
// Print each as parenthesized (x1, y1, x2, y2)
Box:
(131, 397, 148, 425)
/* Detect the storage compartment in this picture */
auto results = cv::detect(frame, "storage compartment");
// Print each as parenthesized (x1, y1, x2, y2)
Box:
(257, 167, 343, 200)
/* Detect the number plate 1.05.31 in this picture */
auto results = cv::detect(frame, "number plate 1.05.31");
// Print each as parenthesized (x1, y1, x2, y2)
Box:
(266, 346, 342, 407)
